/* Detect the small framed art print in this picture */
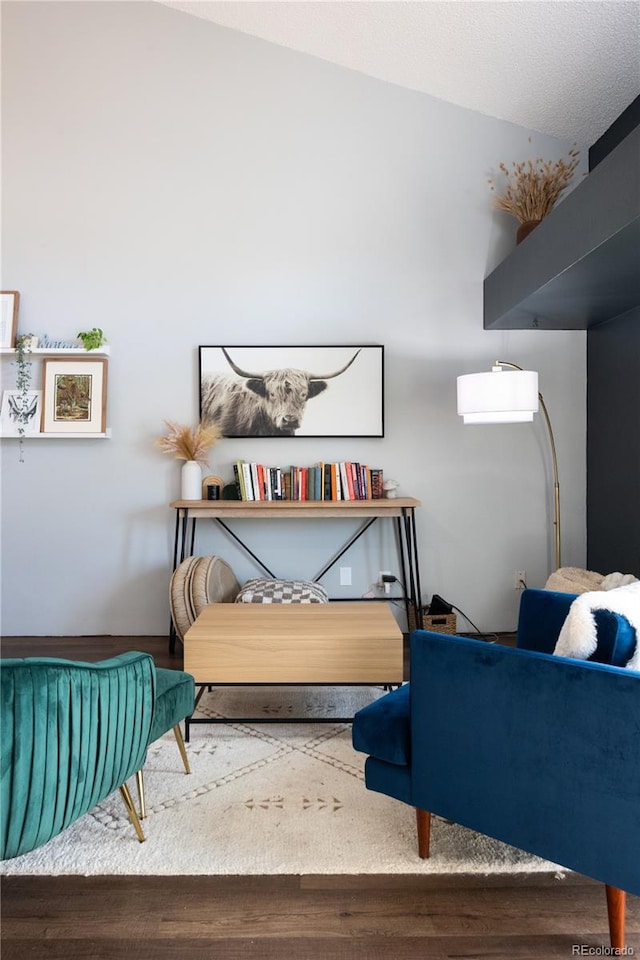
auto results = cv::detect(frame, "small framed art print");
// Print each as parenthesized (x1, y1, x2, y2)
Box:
(0, 390, 42, 435)
(0, 291, 20, 348)
(42, 358, 108, 433)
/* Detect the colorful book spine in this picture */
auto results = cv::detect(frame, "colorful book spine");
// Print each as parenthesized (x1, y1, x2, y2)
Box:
(323, 463, 332, 501)
(233, 461, 244, 500)
(370, 468, 384, 499)
(242, 462, 254, 500)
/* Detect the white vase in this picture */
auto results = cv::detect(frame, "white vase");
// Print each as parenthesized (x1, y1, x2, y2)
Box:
(181, 460, 202, 500)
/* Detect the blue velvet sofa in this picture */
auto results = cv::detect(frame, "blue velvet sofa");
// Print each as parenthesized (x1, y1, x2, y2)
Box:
(352, 588, 639, 948)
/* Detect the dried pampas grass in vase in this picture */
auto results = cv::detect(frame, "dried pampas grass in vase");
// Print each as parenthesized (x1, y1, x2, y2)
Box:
(157, 420, 222, 501)
(488, 140, 581, 244)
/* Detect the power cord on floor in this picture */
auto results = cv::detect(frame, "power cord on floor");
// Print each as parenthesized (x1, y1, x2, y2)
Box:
(445, 602, 498, 643)
(370, 576, 499, 643)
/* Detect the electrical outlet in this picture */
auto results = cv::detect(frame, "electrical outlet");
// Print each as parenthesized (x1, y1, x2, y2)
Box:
(340, 566, 352, 586)
(378, 570, 394, 595)
(514, 570, 526, 590)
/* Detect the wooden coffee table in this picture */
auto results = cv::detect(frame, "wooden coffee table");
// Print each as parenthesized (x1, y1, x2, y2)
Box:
(183, 601, 403, 734)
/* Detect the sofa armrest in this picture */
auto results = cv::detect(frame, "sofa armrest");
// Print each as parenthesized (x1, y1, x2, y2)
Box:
(516, 588, 636, 664)
(408, 632, 640, 894)
(516, 588, 576, 652)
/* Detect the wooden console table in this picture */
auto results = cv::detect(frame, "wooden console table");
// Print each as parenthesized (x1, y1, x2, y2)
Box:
(169, 497, 423, 652)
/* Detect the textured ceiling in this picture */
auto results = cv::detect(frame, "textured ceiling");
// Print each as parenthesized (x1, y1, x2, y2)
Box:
(160, 0, 640, 145)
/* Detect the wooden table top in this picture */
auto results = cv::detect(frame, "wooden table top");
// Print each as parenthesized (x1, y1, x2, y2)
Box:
(170, 497, 420, 519)
(184, 601, 403, 643)
(183, 601, 404, 684)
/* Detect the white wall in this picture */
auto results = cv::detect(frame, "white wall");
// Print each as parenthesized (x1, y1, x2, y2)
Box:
(0, 1, 587, 637)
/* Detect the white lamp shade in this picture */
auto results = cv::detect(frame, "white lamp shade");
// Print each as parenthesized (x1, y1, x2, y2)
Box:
(457, 369, 539, 424)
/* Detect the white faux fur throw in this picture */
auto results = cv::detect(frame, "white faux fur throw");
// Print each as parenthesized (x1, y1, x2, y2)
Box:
(554, 581, 640, 671)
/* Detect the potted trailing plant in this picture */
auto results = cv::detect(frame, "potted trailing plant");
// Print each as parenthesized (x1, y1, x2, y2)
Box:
(77, 327, 107, 351)
(488, 142, 581, 243)
(13, 332, 37, 461)
(156, 420, 222, 500)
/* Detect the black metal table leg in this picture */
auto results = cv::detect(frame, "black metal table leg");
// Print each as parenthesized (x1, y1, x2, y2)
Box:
(394, 515, 411, 627)
(409, 507, 423, 628)
(184, 684, 207, 742)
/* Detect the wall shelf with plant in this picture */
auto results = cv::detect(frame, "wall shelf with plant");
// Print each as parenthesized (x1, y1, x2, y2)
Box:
(0, 292, 113, 448)
(1, 344, 111, 445)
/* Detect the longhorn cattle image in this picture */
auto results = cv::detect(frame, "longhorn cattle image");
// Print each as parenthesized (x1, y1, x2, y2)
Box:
(201, 347, 362, 437)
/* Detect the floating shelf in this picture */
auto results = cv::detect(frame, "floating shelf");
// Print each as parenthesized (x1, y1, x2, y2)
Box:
(0, 346, 110, 356)
(483, 126, 640, 330)
(0, 428, 112, 440)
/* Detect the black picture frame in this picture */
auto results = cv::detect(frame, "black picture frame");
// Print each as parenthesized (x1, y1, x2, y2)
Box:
(199, 345, 384, 438)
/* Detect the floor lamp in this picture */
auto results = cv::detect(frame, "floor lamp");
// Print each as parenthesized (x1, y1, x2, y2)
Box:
(456, 361, 561, 571)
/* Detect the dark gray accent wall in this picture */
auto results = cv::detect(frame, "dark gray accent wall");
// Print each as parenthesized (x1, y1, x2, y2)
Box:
(589, 95, 640, 171)
(587, 307, 640, 576)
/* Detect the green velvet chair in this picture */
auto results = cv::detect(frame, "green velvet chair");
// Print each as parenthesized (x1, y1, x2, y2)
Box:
(1, 653, 155, 860)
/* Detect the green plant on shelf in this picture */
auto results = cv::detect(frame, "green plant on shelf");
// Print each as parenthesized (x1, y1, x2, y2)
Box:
(77, 327, 107, 351)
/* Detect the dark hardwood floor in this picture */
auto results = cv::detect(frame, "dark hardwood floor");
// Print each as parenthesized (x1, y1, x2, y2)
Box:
(1, 634, 180, 669)
(2, 635, 639, 959)
(4, 873, 638, 960)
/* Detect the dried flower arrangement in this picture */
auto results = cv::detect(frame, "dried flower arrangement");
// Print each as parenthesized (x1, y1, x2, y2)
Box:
(488, 141, 581, 225)
(156, 420, 221, 465)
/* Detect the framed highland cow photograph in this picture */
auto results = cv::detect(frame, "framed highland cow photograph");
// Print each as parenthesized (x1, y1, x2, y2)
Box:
(199, 345, 384, 438)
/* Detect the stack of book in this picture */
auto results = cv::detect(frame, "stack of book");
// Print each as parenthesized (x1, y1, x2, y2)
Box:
(233, 461, 384, 502)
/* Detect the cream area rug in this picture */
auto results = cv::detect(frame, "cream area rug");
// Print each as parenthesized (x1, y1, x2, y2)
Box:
(1, 686, 562, 877)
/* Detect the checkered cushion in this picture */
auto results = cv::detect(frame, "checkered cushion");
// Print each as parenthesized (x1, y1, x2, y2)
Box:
(235, 578, 329, 604)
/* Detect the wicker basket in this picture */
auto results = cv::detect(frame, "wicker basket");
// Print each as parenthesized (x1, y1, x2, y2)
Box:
(408, 606, 457, 634)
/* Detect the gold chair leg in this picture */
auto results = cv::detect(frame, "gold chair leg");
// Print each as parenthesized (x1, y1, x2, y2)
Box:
(119, 783, 146, 843)
(173, 723, 191, 774)
(136, 768, 147, 819)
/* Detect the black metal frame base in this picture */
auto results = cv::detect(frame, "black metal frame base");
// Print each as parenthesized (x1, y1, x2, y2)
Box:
(184, 681, 402, 740)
